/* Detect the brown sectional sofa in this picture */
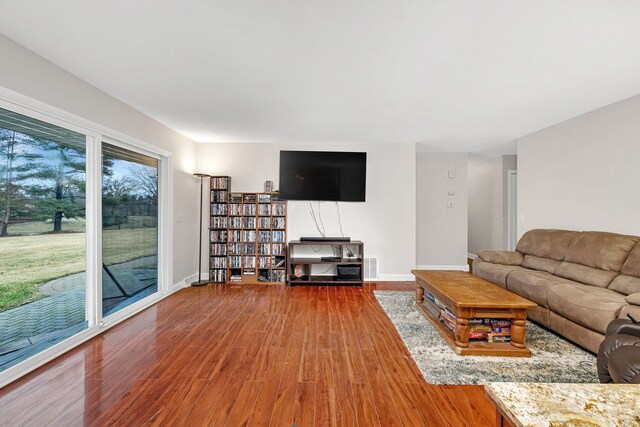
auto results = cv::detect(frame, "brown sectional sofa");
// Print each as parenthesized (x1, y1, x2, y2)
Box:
(473, 229, 640, 353)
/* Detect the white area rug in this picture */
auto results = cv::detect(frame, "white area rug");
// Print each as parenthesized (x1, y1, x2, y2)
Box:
(374, 290, 599, 385)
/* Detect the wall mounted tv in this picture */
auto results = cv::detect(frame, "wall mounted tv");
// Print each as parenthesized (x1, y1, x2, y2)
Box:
(279, 151, 367, 201)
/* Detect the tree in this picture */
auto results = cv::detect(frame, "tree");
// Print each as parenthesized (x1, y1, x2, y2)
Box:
(22, 138, 86, 232)
(0, 130, 16, 236)
(102, 176, 135, 229)
(128, 164, 158, 201)
(103, 176, 135, 198)
(0, 130, 31, 237)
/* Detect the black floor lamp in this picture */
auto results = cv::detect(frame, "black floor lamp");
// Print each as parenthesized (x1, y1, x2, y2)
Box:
(192, 173, 212, 286)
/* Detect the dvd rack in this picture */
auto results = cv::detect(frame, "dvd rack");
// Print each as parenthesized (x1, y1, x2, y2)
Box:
(209, 176, 230, 283)
(209, 183, 287, 285)
(227, 192, 287, 284)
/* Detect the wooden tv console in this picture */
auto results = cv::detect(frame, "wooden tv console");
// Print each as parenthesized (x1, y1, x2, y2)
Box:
(287, 240, 364, 286)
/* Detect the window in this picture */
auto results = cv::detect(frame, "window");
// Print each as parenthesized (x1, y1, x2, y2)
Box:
(0, 107, 88, 371)
(0, 99, 169, 384)
(102, 143, 159, 316)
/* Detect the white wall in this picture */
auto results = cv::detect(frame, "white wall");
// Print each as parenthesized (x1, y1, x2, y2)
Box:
(196, 143, 416, 279)
(416, 151, 468, 269)
(0, 35, 199, 285)
(468, 154, 516, 254)
(518, 94, 640, 237)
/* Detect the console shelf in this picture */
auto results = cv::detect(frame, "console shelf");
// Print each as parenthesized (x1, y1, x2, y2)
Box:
(288, 257, 362, 265)
(286, 240, 364, 287)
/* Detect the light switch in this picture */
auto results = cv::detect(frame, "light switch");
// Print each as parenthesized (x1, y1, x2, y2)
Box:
(448, 169, 456, 179)
(177, 212, 183, 223)
(448, 191, 456, 196)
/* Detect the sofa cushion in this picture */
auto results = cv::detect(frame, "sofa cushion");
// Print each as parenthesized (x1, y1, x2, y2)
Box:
(475, 262, 527, 289)
(521, 255, 561, 274)
(556, 262, 619, 288)
(626, 293, 640, 306)
(477, 250, 523, 266)
(547, 283, 627, 334)
(609, 275, 640, 296)
(621, 242, 640, 277)
(516, 229, 578, 261)
(563, 231, 639, 272)
(506, 270, 576, 308)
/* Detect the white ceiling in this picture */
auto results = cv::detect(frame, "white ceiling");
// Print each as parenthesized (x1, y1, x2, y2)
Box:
(1, 1, 640, 153)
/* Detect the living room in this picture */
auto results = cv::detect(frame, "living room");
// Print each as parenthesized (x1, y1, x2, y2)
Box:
(1, 2, 639, 426)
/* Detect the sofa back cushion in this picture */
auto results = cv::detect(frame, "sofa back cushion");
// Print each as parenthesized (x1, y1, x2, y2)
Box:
(516, 229, 578, 261)
(554, 231, 638, 288)
(521, 255, 561, 274)
(562, 231, 638, 272)
(555, 262, 618, 288)
(609, 242, 640, 295)
(621, 242, 640, 277)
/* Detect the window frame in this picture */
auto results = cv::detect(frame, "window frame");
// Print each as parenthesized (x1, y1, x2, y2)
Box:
(0, 87, 174, 388)
(100, 135, 171, 322)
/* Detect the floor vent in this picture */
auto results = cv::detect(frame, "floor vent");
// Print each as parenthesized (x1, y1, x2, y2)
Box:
(364, 257, 378, 280)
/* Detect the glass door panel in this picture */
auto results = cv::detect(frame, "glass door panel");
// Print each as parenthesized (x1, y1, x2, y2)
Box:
(102, 143, 158, 317)
(0, 107, 87, 372)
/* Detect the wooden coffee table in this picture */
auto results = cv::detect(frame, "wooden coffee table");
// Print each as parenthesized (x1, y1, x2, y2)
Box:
(412, 270, 537, 357)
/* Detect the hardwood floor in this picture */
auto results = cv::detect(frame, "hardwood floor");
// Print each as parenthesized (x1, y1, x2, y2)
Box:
(0, 282, 495, 426)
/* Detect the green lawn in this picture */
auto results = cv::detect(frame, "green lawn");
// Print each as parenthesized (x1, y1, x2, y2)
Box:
(0, 224, 157, 312)
(7, 218, 87, 235)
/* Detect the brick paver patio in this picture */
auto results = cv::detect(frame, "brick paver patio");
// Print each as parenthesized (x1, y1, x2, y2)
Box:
(0, 256, 158, 370)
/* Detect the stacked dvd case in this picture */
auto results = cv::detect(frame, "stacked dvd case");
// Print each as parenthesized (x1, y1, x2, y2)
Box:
(209, 176, 230, 283)
(209, 187, 287, 284)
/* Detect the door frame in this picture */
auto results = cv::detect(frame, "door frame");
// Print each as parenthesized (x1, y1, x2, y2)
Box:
(507, 170, 518, 251)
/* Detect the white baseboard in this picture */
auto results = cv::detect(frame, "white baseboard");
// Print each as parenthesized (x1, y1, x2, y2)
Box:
(172, 273, 199, 292)
(372, 274, 414, 281)
(414, 264, 469, 272)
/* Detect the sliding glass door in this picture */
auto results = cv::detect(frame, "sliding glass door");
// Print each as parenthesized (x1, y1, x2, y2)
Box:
(0, 99, 168, 384)
(102, 143, 159, 317)
(0, 107, 87, 372)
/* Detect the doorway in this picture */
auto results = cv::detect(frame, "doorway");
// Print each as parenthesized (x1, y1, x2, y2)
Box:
(507, 170, 517, 251)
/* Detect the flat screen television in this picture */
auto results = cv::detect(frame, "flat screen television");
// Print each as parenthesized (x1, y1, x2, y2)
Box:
(279, 151, 367, 201)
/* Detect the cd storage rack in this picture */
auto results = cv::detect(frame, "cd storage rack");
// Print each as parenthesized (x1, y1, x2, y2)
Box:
(209, 181, 287, 284)
(226, 192, 287, 284)
(209, 176, 230, 283)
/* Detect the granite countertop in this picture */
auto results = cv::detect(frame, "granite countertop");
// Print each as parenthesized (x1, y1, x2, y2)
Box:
(485, 382, 640, 427)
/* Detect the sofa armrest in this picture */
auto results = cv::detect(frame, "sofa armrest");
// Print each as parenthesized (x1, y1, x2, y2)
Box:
(606, 319, 640, 338)
(477, 250, 524, 266)
(626, 293, 640, 306)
